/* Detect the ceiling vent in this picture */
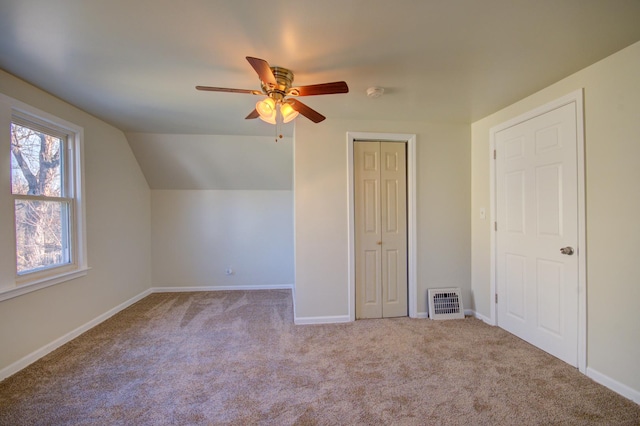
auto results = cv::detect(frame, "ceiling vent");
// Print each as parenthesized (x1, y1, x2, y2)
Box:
(428, 288, 465, 320)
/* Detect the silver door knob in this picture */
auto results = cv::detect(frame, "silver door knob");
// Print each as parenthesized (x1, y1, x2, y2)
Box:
(560, 246, 574, 255)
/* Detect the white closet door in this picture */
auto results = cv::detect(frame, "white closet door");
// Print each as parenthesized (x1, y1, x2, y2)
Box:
(355, 141, 407, 319)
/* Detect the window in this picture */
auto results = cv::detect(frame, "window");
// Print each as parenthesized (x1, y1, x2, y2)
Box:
(11, 118, 72, 274)
(0, 95, 87, 301)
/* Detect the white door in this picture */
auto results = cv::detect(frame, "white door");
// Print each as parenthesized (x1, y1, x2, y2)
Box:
(496, 102, 579, 367)
(355, 141, 408, 319)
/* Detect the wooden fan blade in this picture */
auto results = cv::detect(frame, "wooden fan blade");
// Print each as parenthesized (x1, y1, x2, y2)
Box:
(196, 86, 261, 95)
(246, 57, 276, 85)
(287, 99, 326, 123)
(291, 81, 349, 96)
(245, 109, 260, 119)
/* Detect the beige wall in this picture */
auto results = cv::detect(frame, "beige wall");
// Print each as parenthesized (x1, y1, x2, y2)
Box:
(294, 118, 470, 319)
(0, 70, 151, 372)
(471, 41, 640, 394)
(151, 190, 294, 288)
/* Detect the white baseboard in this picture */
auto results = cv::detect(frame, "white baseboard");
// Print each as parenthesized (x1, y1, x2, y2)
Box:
(415, 311, 429, 319)
(151, 284, 294, 293)
(294, 315, 351, 325)
(0, 288, 152, 382)
(471, 310, 493, 325)
(586, 367, 640, 404)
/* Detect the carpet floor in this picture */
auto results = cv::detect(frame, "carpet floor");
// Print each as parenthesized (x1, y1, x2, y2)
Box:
(0, 290, 638, 425)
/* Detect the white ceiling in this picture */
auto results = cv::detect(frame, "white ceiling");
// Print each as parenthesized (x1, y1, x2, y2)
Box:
(1, 0, 640, 137)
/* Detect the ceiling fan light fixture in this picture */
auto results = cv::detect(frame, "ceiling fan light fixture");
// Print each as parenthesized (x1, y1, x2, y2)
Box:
(256, 97, 277, 124)
(280, 102, 299, 123)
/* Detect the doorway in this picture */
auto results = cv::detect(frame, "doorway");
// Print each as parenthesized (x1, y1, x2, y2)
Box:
(347, 132, 417, 321)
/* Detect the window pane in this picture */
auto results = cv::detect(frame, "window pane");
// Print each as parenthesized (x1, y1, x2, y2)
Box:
(11, 122, 63, 196)
(14, 199, 70, 274)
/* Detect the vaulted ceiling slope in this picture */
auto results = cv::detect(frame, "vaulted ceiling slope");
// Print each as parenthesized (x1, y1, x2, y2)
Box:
(1, 1, 639, 137)
(127, 133, 293, 190)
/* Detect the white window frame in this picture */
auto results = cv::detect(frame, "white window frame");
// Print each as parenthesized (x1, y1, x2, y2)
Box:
(0, 94, 88, 301)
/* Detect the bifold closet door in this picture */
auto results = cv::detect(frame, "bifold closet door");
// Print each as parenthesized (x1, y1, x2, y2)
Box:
(354, 141, 407, 319)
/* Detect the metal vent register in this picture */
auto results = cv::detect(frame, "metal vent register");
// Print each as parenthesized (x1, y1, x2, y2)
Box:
(428, 288, 465, 320)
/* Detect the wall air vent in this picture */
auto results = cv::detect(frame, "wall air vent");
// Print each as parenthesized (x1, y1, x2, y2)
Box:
(428, 288, 465, 320)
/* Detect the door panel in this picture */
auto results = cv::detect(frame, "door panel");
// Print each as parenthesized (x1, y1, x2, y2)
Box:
(536, 165, 562, 237)
(385, 249, 399, 301)
(364, 179, 378, 233)
(355, 142, 382, 319)
(384, 179, 399, 232)
(496, 102, 578, 366)
(363, 250, 380, 306)
(536, 258, 563, 336)
(505, 171, 525, 234)
(380, 142, 407, 318)
(505, 253, 526, 321)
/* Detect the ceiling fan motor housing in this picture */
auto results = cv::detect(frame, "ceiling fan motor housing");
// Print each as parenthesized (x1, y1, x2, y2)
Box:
(261, 67, 296, 100)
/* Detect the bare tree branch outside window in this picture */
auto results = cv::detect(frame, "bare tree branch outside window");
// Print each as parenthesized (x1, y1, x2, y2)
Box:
(11, 122, 70, 274)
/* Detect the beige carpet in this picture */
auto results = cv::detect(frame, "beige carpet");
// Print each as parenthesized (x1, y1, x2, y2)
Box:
(1, 290, 638, 425)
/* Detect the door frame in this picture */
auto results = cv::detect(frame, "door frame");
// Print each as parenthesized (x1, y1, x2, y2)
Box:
(489, 89, 587, 373)
(347, 132, 417, 321)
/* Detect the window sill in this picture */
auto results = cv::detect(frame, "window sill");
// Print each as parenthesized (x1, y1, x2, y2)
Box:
(0, 267, 90, 302)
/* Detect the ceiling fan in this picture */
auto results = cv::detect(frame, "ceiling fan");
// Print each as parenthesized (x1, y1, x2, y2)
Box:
(196, 57, 349, 124)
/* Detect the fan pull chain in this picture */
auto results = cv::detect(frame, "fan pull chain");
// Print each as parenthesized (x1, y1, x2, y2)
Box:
(275, 104, 284, 142)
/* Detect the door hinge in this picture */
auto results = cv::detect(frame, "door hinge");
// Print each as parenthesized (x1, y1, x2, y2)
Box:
(493, 149, 496, 160)
(494, 222, 497, 231)
(495, 293, 498, 304)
